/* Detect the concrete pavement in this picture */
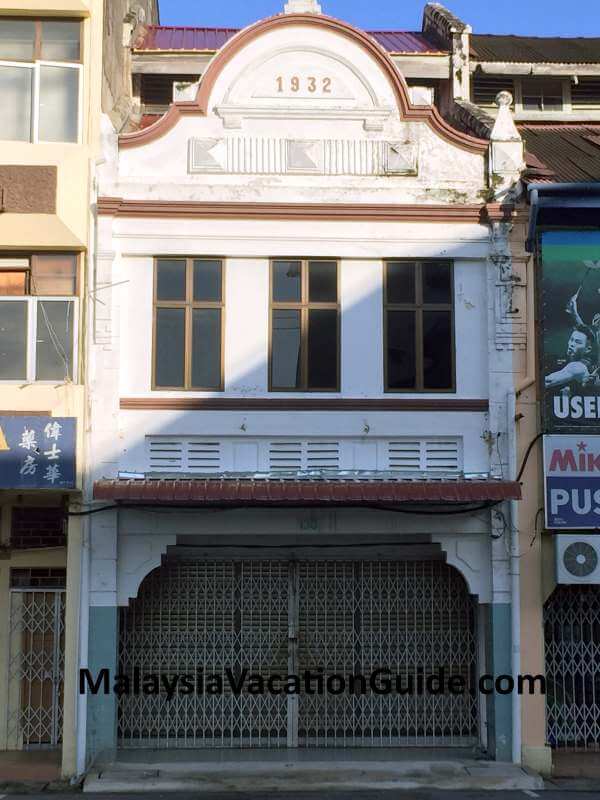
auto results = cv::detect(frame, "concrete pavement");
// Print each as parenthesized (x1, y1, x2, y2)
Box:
(84, 751, 544, 793)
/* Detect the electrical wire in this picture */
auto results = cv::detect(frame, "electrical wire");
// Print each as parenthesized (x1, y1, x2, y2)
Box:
(516, 431, 544, 483)
(65, 500, 503, 517)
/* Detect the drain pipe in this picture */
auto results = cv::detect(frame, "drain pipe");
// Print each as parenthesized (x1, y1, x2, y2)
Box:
(507, 390, 521, 763)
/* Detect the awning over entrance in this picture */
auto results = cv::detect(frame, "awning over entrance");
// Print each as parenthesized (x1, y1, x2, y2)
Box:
(93, 477, 521, 505)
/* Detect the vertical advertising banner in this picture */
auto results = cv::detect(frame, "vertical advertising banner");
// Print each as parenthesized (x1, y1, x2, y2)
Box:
(542, 231, 600, 432)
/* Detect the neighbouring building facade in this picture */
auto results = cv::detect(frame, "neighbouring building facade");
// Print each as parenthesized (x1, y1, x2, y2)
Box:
(80, 0, 530, 771)
(0, 0, 166, 781)
(0, 0, 103, 779)
(448, 19, 600, 777)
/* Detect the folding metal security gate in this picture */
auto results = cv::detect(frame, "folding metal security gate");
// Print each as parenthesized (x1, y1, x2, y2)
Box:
(545, 585, 600, 751)
(7, 590, 65, 748)
(118, 559, 479, 748)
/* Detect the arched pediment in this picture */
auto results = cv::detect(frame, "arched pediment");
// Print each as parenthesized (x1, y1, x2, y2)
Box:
(120, 13, 486, 154)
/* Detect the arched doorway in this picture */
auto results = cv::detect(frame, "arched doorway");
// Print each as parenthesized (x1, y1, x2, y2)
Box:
(118, 558, 479, 749)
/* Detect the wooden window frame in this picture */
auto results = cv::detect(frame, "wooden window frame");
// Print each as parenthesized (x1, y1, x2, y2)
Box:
(0, 17, 83, 64)
(383, 259, 456, 394)
(269, 258, 340, 393)
(0, 253, 79, 296)
(152, 257, 225, 392)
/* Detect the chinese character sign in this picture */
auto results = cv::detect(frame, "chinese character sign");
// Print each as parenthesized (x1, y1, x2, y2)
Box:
(544, 435, 600, 529)
(541, 231, 600, 432)
(0, 417, 76, 489)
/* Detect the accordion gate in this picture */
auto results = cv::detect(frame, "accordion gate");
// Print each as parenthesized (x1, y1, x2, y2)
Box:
(7, 590, 65, 748)
(545, 585, 600, 751)
(118, 559, 479, 748)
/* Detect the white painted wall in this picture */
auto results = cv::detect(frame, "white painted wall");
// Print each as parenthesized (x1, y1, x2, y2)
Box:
(118, 250, 488, 399)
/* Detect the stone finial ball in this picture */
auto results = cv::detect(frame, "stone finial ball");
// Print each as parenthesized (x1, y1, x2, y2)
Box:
(495, 91, 513, 108)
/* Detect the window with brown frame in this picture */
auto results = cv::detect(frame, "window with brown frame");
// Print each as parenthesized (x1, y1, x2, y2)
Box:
(153, 258, 224, 390)
(270, 259, 339, 392)
(384, 260, 455, 392)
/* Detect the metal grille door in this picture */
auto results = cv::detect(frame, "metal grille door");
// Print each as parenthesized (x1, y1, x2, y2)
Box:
(119, 558, 478, 749)
(545, 585, 600, 751)
(298, 561, 478, 747)
(119, 560, 289, 747)
(7, 590, 65, 748)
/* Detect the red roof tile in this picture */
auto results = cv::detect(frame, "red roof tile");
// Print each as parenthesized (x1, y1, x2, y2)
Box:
(94, 478, 520, 505)
(134, 25, 445, 54)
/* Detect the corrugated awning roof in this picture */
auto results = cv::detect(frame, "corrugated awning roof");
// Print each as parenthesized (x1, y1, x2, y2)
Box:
(134, 24, 445, 54)
(94, 477, 520, 505)
(520, 124, 600, 184)
(471, 34, 600, 64)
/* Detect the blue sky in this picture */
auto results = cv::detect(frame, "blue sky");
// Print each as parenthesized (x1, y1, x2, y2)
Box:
(158, 0, 600, 36)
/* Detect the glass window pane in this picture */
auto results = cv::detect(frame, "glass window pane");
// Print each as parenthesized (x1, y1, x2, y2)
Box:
(41, 20, 80, 61)
(422, 262, 452, 304)
(386, 310, 415, 389)
(31, 255, 77, 295)
(35, 300, 74, 381)
(191, 308, 221, 388)
(386, 262, 415, 304)
(0, 271, 27, 295)
(155, 308, 185, 387)
(0, 65, 32, 141)
(308, 309, 337, 389)
(156, 259, 186, 301)
(38, 65, 79, 143)
(0, 301, 27, 379)
(308, 261, 337, 303)
(193, 260, 221, 302)
(271, 309, 301, 389)
(273, 260, 301, 303)
(423, 311, 453, 389)
(0, 19, 35, 60)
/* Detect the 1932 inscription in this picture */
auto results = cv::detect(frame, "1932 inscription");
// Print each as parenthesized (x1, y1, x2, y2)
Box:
(276, 75, 332, 93)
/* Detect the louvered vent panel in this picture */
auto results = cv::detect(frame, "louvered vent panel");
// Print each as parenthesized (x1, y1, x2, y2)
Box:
(148, 440, 184, 471)
(306, 442, 340, 471)
(269, 442, 303, 471)
(388, 441, 422, 471)
(187, 441, 222, 472)
(425, 440, 460, 471)
(572, 78, 600, 108)
(472, 76, 514, 107)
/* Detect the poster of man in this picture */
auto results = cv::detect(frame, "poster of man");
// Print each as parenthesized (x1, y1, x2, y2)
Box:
(542, 231, 600, 432)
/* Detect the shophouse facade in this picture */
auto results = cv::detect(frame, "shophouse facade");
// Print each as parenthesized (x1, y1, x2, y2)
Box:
(80, 0, 529, 771)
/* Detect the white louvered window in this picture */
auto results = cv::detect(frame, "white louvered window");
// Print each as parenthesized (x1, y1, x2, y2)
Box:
(146, 437, 461, 475)
(148, 438, 222, 473)
(268, 441, 341, 472)
(387, 439, 460, 472)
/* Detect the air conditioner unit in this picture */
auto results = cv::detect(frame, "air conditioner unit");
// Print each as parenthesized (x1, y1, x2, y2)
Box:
(556, 534, 600, 585)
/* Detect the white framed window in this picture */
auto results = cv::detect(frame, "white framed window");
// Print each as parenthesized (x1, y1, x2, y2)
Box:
(0, 254, 78, 382)
(0, 18, 82, 144)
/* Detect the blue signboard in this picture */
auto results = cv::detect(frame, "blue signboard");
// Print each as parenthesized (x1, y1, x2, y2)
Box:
(0, 417, 76, 489)
(544, 434, 600, 529)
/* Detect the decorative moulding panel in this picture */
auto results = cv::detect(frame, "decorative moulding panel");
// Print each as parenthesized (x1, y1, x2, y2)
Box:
(188, 136, 418, 176)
